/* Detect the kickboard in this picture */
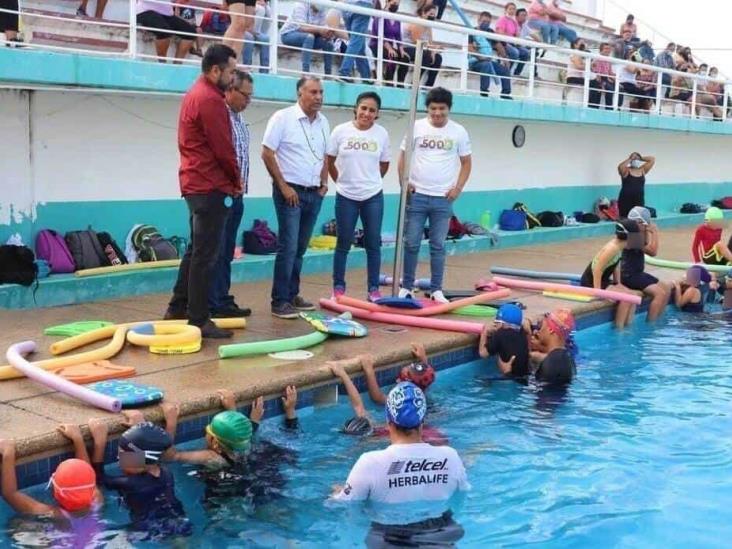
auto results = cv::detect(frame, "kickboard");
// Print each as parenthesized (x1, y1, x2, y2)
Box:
(49, 361, 136, 384)
(300, 311, 368, 337)
(86, 380, 164, 408)
(44, 321, 114, 337)
(374, 297, 423, 309)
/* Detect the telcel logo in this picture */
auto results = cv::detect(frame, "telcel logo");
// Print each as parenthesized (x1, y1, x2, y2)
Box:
(404, 458, 448, 473)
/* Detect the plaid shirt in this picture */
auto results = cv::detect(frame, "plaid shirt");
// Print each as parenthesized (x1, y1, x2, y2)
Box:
(228, 106, 250, 194)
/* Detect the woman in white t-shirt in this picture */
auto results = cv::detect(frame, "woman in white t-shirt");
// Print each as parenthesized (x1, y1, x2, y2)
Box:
(327, 92, 391, 301)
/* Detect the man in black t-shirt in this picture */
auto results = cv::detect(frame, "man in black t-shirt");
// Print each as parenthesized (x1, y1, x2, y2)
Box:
(479, 304, 530, 378)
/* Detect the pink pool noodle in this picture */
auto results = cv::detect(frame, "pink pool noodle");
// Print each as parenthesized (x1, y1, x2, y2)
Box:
(6, 341, 122, 412)
(320, 299, 485, 334)
(336, 289, 511, 317)
(491, 276, 641, 305)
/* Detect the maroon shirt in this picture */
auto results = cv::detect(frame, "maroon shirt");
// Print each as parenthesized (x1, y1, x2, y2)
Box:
(178, 75, 240, 196)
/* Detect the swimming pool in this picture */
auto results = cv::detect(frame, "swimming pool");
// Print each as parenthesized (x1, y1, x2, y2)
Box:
(2, 312, 732, 547)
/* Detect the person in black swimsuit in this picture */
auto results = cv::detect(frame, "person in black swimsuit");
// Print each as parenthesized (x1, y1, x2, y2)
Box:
(529, 308, 577, 385)
(479, 304, 531, 380)
(617, 152, 655, 218)
(673, 266, 711, 313)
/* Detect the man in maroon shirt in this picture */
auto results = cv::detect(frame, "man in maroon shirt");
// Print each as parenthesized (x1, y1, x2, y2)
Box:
(165, 44, 241, 339)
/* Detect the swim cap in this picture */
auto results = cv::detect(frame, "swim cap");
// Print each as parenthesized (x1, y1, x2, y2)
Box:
(118, 422, 172, 464)
(342, 416, 374, 436)
(705, 206, 724, 222)
(687, 265, 712, 285)
(206, 411, 253, 452)
(496, 303, 523, 328)
(385, 382, 427, 429)
(615, 219, 639, 240)
(396, 362, 436, 391)
(49, 459, 96, 512)
(544, 308, 576, 340)
(628, 206, 651, 226)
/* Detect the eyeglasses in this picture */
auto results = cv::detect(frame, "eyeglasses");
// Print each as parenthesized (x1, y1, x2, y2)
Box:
(230, 87, 252, 100)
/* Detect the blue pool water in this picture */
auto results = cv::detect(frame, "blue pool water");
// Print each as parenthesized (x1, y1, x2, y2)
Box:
(3, 312, 732, 547)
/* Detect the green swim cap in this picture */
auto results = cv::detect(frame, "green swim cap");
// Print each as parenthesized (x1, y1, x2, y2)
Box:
(207, 411, 252, 451)
(705, 207, 724, 222)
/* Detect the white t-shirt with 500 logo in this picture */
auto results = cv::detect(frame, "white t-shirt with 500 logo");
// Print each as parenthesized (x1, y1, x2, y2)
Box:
(327, 122, 391, 201)
(400, 118, 472, 196)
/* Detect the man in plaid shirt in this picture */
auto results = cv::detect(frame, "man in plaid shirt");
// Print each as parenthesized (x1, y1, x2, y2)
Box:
(209, 70, 254, 318)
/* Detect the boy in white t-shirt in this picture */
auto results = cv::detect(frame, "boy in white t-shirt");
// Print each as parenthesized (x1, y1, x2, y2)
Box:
(398, 87, 472, 303)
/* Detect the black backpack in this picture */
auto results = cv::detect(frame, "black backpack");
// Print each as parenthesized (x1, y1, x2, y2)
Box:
(537, 211, 565, 227)
(242, 219, 278, 255)
(680, 203, 703, 214)
(0, 245, 38, 286)
(581, 213, 600, 224)
(130, 225, 179, 262)
(65, 229, 110, 270)
(97, 232, 128, 266)
(512, 203, 542, 229)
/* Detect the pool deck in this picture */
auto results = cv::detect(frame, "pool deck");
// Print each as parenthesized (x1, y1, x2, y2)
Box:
(0, 226, 697, 462)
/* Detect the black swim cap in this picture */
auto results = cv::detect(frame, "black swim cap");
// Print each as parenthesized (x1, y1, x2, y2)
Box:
(342, 417, 373, 436)
(119, 422, 172, 464)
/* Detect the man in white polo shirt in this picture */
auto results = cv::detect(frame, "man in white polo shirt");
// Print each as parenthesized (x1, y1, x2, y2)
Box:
(398, 87, 472, 304)
(262, 76, 330, 319)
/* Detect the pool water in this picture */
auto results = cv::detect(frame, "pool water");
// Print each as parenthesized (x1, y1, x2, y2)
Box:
(3, 312, 732, 547)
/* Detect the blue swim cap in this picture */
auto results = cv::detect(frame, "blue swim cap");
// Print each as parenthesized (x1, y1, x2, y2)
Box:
(385, 382, 426, 429)
(496, 303, 523, 328)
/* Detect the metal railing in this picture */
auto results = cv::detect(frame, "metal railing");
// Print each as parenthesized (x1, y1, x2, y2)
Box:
(1, 0, 729, 121)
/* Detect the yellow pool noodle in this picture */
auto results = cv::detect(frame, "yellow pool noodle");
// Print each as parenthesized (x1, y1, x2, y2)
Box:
(542, 290, 594, 302)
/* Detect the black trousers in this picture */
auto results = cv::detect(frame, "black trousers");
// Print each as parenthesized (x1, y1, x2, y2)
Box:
(401, 46, 442, 87)
(169, 192, 229, 326)
(0, 0, 19, 32)
(566, 77, 614, 108)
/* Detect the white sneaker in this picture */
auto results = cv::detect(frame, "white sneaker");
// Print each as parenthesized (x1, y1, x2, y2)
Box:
(430, 290, 449, 304)
(398, 288, 414, 299)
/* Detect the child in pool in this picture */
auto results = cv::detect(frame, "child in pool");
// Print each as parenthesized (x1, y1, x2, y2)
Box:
(691, 207, 732, 266)
(673, 266, 712, 313)
(356, 345, 436, 406)
(478, 303, 531, 379)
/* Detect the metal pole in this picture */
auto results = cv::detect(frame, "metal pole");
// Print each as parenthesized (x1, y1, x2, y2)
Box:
(269, 0, 279, 74)
(527, 47, 536, 99)
(376, 16, 384, 86)
(612, 69, 620, 111)
(582, 55, 590, 107)
(691, 79, 698, 119)
(655, 70, 663, 115)
(723, 84, 729, 122)
(128, 0, 137, 58)
(391, 40, 424, 298)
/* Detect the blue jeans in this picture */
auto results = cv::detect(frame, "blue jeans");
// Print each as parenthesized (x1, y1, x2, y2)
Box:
(271, 185, 323, 305)
(553, 22, 577, 45)
(209, 195, 244, 312)
(471, 60, 511, 96)
(333, 191, 384, 293)
(281, 31, 334, 74)
(402, 193, 452, 292)
(339, 3, 371, 79)
(504, 43, 530, 75)
(243, 31, 270, 73)
(528, 19, 558, 44)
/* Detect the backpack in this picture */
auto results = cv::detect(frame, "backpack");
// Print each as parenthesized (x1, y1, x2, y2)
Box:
(0, 245, 38, 286)
(96, 232, 128, 266)
(242, 219, 278, 255)
(35, 229, 76, 273)
(65, 229, 110, 270)
(537, 211, 565, 227)
(130, 225, 178, 262)
(512, 203, 541, 229)
(499, 209, 527, 231)
(680, 203, 703, 214)
(595, 198, 619, 221)
(581, 213, 600, 224)
(722, 197, 732, 209)
(447, 215, 469, 239)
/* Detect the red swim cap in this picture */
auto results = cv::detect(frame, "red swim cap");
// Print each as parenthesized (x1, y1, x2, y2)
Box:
(50, 459, 96, 512)
(397, 362, 436, 391)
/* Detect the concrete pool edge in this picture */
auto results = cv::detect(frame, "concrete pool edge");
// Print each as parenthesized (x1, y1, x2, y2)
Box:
(9, 298, 624, 489)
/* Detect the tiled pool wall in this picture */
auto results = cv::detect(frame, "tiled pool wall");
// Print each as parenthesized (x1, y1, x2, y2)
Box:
(11, 304, 631, 489)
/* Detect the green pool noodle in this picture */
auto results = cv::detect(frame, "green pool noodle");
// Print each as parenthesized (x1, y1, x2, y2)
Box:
(44, 321, 114, 337)
(451, 305, 497, 317)
(645, 256, 732, 274)
(218, 330, 329, 359)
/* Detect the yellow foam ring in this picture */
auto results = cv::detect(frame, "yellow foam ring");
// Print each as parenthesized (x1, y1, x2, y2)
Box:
(211, 318, 247, 330)
(126, 323, 201, 348)
(74, 259, 181, 278)
(149, 340, 202, 355)
(542, 290, 594, 303)
(0, 327, 128, 381)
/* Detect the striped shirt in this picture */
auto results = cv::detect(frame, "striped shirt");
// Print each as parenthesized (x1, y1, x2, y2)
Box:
(228, 107, 250, 194)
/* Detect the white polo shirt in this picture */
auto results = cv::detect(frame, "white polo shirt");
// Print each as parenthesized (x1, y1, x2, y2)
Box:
(262, 103, 330, 187)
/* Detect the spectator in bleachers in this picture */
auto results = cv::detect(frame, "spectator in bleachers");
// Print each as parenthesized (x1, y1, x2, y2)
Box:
(655, 42, 675, 97)
(77, 0, 107, 19)
(617, 53, 644, 110)
(697, 70, 724, 120)
(280, 1, 336, 76)
(637, 40, 654, 62)
(403, 3, 443, 88)
(669, 65, 693, 115)
(590, 42, 616, 109)
(613, 29, 634, 59)
(565, 38, 588, 101)
(676, 46, 696, 71)
(136, 0, 195, 63)
(517, 7, 541, 42)
(635, 60, 657, 112)
(698, 63, 709, 76)
(176, 1, 204, 57)
(496, 3, 530, 76)
(223, 0, 256, 59)
(527, 0, 558, 44)
(0, 0, 19, 43)
(546, 0, 577, 45)
(418, 0, 446, 20)
(618, 14, 637, 41)
(201, 8, 231, 35)
(243, 0, 272, 73)
(706, 67, 725, 106)
(337, 0, 376, 83)
(468, 14, 512, 99)
(370, 0, 411, 86)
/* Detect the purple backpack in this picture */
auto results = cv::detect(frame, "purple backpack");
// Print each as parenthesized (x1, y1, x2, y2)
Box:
(242, 219, 278, 255)
(35, 229, 75, 273)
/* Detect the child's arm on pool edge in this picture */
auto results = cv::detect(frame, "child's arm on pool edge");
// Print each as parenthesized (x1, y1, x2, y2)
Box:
(359, 354, 387, 406)
(0, 439, 56, 515)
(58, 423, 91, 464)
(328, 361, 368, 418)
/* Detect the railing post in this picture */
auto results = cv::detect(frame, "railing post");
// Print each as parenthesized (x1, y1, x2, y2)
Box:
(128, 0, 137, 58)
(376, 16, 384, 86)
(582, 55, 590, 107)
(269, 0, 279, 74)
(655, 70, 663, 115)
(691, 79, 698, 119)
(613, 68, 620, 111)
(459, 39, 468, 93)
(723, 83, 729, 122)
(527, 47, 536, 99)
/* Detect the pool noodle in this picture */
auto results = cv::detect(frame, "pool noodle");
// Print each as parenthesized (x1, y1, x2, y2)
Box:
(490, 267, 582, 282)
(645, 256, 732, 273)
(6, 341, 122, 412)
(336, 289, 511, 317)
(321, 299, 485, 334)
(219, 330, 328, 359)
(491, 276, 641, 305)
(74, 259, 181, 277)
